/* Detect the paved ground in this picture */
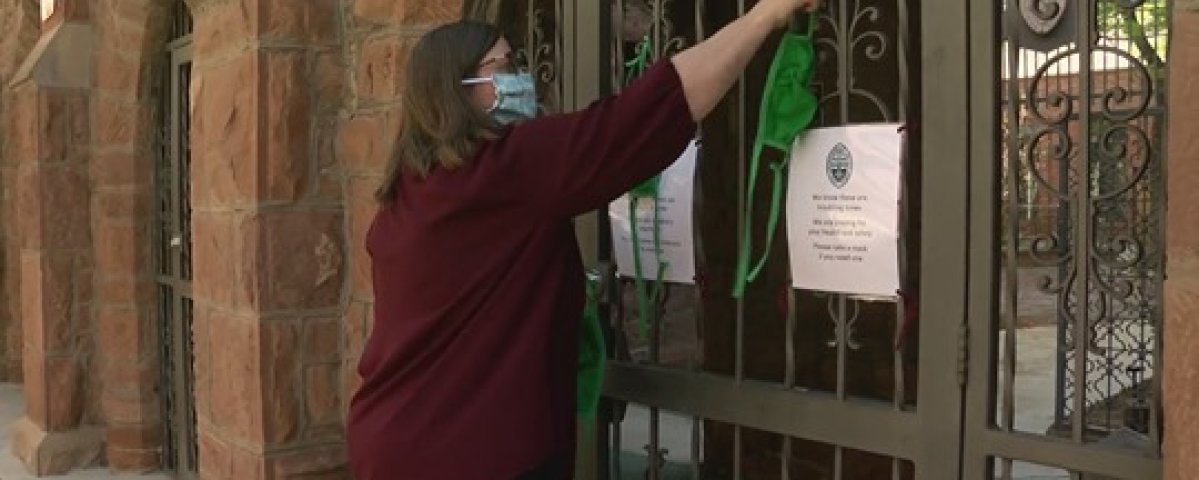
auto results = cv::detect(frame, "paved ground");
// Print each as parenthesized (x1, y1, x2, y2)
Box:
(0, 384, 170, 480)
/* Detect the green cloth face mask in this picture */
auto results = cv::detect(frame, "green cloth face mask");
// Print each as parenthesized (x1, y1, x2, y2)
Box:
(578, 35, 659, 423)
(732, 15, 819, 298)
(624, 34, 664, 342)
(577, 269, 605, 420)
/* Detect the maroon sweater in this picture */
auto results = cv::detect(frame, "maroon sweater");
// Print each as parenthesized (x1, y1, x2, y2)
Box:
(347, 61, 695, 480)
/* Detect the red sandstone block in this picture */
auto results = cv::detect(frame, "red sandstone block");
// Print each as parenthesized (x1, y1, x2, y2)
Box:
(354, 34, 415, 104)
(303, 363, 341, 428)
(192, 1, 253, 59)
(353, 0, 458, 25)
(260, 0, 338, 45)
(337, 113, 388, 176)
(260, 51, 312, 203)
(260, 320, 301, 445)
(243, 210, 345, 311)
(189, 54, 257, 209)
(346, 178, 376, 299)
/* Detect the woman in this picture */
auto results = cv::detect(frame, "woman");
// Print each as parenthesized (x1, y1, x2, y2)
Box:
(347, 0, 820, 478)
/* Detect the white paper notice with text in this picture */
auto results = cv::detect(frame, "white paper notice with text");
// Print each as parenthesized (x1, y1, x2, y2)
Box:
(610, 140, 698, 285)
(786, 125, 903, 297)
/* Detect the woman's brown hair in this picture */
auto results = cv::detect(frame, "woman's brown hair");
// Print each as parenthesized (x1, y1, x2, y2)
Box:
(376, 21, 502, 203)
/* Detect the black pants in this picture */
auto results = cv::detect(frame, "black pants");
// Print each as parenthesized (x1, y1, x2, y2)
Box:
(515, 455, 566, 480)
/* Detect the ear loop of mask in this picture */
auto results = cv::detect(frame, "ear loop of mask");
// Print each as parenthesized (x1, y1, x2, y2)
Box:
(460, 76, 500, 112)
(732, 13, 819, 299)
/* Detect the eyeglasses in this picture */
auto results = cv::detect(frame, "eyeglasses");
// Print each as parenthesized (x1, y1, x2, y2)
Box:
(463, 51, 526, 84)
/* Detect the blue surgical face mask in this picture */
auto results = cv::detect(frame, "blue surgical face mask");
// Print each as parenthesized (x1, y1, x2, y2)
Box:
(462, 72, 538, 125)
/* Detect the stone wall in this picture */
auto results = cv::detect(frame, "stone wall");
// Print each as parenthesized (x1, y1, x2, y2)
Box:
(1163, 3, 1199, 480)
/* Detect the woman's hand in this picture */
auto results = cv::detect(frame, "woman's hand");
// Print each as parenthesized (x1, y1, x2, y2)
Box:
(671, 0, 821, 121)
(751, 0, 821, 29)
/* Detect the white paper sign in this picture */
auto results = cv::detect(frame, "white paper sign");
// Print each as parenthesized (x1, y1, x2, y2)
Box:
(610, 140, 698, 284)
(786, 125, 903, 297)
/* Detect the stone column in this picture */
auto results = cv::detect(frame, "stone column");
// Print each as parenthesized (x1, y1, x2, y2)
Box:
(188, 0, 348, 478)
(5, 12, 105, 475)
(1163, 2, 1199, 479)
(89, 0, 172, 472)
(0, 0, 44, 383)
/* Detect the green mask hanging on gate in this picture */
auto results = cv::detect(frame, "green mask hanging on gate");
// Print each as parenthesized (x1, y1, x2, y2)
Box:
(732, 16, 819, 298)
(577, 270, 605, 420)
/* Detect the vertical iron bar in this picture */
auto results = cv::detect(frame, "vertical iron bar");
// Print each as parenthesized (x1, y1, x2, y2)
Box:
(834, 295, 847, 479)
(1054, 43, 1072, 428)
(891, 296, 904, 480)
(615, 0, 626, 92)
(612, 287, 626, 480)
(692, 2, 706, 477)
(646, 5, 665, 478)
(527, 0, 536, 80)
(781, 279, 796, 480)
(649, 407, 661, 480)
(834, 3, 850, 472)
(691, 416, 701, 480)
(836, 295, 848, 400)
(833, 445, 843, 480)
(1072, 0, 1094, 445)
(893, 4, 911, 477)
(836, 0, 850, 123)
(1150, 106, 1165, 459)
(893, 1, 912, 472)
(609, 3, 626, 478)
(734, 0, 748, 388)
(556, 0, 564, 111)
(168, 43, 185, 475)
(653, 0, 663, 60)
(1148, 0, 1167, 459)
(160, 287, 175, 469)
(1000, 4, 1021, 480)
(734, 0, 748, 476)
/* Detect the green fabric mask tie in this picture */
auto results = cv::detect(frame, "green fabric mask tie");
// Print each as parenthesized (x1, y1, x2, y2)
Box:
(732, 15, 819, 299)
(577, 34, 660, 422)
(624, 34, 663, 341)
(577, 269, 606, 420)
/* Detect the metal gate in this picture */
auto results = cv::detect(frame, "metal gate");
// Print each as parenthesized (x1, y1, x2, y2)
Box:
(595, 1, 945, 479)
(463, 1, 1168, 478)
(961, 0, 1168, 478)
(157, 2, 198, 477)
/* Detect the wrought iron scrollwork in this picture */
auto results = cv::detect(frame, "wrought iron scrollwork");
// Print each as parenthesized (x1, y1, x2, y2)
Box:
(1019, 0, 1068, 35)
(1007, 0, 1166, 436)
(813, 0, 893, 122)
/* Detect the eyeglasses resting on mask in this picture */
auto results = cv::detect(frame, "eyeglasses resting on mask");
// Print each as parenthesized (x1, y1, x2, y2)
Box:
(461, 72, 539, 125)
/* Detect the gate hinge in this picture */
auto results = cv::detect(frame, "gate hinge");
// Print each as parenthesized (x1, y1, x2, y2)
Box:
(956, 323, 970, 388)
